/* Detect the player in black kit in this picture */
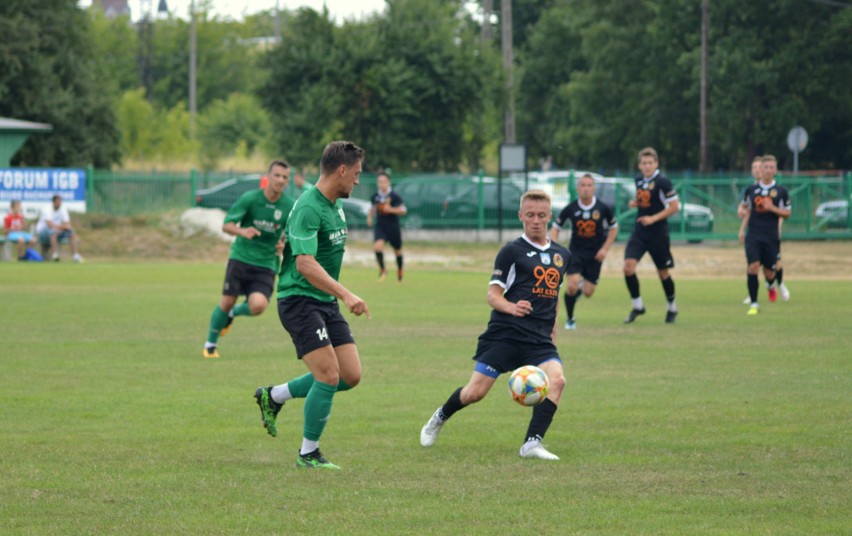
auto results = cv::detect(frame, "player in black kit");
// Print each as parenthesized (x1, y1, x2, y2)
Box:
(368, 172, 407, 282)
(419, 190, 570, 461)
(623, 147, 681, 324)
(740, 154, 791, 315)
(550, 174, 618, 329)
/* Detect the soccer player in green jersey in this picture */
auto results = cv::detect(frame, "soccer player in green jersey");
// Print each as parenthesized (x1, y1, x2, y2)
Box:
(254, 141, 370, 470)
(203, 160, 295, 358)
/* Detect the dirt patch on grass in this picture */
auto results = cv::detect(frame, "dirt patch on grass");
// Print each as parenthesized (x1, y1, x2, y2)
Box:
(72, 212, 852, 278)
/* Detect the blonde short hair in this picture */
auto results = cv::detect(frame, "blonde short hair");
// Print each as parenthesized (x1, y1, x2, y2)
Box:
(520, 189, 551, 210)
(761, 154, 777, 164)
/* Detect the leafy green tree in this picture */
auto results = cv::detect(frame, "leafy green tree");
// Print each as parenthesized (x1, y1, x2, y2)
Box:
(0, 0, 120, 167)
(88, 9, 139, 96)
(150, 10, 264, 112)
(116, 88, 157, 160)
(198, 93, 271, 169)
(517, 0, 852, 171)
(258, 7, 344, 167)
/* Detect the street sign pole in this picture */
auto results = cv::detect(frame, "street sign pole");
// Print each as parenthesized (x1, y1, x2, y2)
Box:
(786, 126, 808, 176)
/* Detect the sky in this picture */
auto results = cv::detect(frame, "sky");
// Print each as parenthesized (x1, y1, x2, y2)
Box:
(81, 0, 388, 22)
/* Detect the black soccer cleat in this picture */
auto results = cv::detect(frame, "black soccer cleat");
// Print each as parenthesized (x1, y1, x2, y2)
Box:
(296, 448, 340, 469)
(665, 310, 678, 324)
(623, 308, 646, 324)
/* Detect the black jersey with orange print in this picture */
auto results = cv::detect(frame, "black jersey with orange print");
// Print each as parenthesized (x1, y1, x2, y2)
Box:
(742, 181, 790, 240)
(554, 198, 617, 254)
(487, 235, 571, 344)
(634, 171, 678, 233)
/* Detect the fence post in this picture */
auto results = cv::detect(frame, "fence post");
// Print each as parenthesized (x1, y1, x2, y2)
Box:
(189, 168, 197, 207)
(847, 171, 852, 230)
(86, 164, 95, 212)
(476, 169, 485, 232)
(805, 176, 811, 233)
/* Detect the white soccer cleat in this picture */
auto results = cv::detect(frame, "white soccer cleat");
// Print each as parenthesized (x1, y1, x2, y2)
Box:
(72, 253, 84, 263)
(519, 439, 560, 460)
(779, 283, 790, 301)
(420, 408, 445, 447)
(742, 296, 751, 305)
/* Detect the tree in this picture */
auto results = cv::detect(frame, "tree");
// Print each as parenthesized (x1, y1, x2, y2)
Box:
(198, 93, 271, 170)
(150, 11, 265, 114)
(0, 0, 120, 167)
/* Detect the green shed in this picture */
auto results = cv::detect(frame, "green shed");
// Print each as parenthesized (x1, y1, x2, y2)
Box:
(0, 117, 53, 167)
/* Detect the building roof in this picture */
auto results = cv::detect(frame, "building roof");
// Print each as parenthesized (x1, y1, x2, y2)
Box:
(0, 117, 53, 132)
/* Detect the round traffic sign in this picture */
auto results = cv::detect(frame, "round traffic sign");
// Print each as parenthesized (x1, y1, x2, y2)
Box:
(787, 126, 808, 152)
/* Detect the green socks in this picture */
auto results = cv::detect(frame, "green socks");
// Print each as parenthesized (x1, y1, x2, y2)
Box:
(288, 373, 352, 398)
(231, 302, 252, 317)
(206, 305, 229, 344)
(303, 380, 337, 441)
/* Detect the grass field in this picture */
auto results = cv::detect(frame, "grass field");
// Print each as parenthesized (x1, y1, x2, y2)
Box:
(1, 259, 850, 535)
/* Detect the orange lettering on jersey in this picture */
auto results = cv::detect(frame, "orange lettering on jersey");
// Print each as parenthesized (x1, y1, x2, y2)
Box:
(576, 219, 597, 238)
(754, 196, 772, 213)
(534, 266, 562, 291)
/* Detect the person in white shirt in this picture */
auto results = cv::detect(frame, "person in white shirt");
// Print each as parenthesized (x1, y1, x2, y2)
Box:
(37, 194, 83, 262)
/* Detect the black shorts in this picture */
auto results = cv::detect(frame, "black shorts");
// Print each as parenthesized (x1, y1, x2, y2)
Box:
(278, 295, 356, 359)
(624, 230, 674, 270)
(745, 235, 779, 269)
(374, 223, 402, 249)
(222, 259, 275, 298)
(471, 327, 561, 378)
(566, 250, 602, 285)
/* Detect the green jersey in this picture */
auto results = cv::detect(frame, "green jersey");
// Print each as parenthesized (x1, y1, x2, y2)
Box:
(277, 186, 348, 302)
(224, 189, 295, 271)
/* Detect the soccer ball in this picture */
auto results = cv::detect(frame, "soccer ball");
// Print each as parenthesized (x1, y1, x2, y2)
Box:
(508, 365, 549, 406)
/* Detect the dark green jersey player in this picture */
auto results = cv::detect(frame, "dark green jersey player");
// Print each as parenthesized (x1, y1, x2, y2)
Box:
(203, 160, 294, 359)
(276, 186, 348, 302)
(254, 141, 370, 470)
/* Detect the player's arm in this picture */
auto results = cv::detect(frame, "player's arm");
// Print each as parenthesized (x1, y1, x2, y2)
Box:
(385, 195, 408, 216)
(549, 225, 560, 243)
(222, 194, 260, 239)
(596, 224, 619, 262)
(486, 283, 532, 317)
(295, 255, 370, 318)
(765, 201, 791, 219)
(384, 204, 407, 216)
(223, 221, 261, 239)
(366, 204, 375, 227)
(738, 208, 750, 243)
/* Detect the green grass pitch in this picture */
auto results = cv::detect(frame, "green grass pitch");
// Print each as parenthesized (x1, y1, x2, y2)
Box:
(1, 262, 849, 534)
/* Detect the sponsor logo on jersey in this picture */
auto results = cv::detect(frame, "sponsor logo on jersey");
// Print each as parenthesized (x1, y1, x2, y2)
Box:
(553, 253, 564, 267)
(274, 209, 282, 220)
(540, 252, 551, 265)
(253, 219, 280, 233)
(328, 228, 348, 246)
(527, 251, 537, 257)
(583, 211, 590, 219)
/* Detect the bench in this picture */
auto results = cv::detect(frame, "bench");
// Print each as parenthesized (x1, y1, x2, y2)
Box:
(1, 228, 69, 261)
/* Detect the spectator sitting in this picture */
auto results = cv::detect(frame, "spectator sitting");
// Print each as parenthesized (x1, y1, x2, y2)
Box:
(4, 200, 38, 260)
(37, 194, 83, 263)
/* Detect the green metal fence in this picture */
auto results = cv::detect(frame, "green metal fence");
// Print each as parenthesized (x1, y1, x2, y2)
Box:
(84, 168, 852, 240)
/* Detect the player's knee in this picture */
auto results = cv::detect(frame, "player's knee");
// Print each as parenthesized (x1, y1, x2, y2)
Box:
(461, 384, 488, 404)
(249, 302, 267, 315)
(343, 372, 361, 389)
